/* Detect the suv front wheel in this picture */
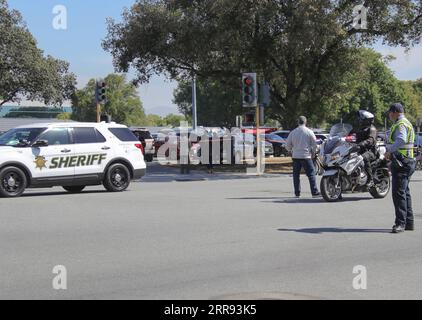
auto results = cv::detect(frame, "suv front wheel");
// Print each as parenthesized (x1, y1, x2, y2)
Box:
(103, 163, 131, 192)
(0, 166, 27, 198)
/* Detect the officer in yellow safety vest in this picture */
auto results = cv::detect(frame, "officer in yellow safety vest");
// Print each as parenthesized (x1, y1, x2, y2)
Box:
(385, 103, 417, 234)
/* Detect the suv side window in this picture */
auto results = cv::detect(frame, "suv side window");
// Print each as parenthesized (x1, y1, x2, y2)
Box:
(109, 128, 138, 142)
(73, 127, 106, 144)
(133, 130, 153, 140)
(38, 128, 71, 146)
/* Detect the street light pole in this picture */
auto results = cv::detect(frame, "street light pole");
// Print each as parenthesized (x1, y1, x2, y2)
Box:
(192, 74, 197, 130)
(95, 80, 101, 123)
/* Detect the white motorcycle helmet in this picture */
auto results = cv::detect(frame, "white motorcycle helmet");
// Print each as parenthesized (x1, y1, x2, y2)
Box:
(357, 110, 375, 127)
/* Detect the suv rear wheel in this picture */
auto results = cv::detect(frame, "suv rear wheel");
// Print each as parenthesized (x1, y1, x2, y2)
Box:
(63, 186, 86, 193)
(0, 166, 27, 198)
(103, 163, 131, 192)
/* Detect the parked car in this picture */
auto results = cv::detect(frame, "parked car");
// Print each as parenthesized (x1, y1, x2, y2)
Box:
(416, 146, 422, 170)
(315, 133, 329, 145)
(263, 140, 275, 157)
(130, 127, 155, 162)
(273, 130, 290, 140)
(415, 132, 422, 148)
(264, 133, 289, 157)
(253, 135, 274, 158)
(231, 132, 255, 164)
(151, 132, 167, 156)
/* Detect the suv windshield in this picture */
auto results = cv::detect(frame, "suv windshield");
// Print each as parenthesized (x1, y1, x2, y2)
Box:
(0, 128, 45, 147)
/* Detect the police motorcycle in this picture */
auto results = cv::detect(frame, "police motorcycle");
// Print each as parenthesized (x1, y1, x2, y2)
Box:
(319, 123, 390, 202)
(416, 147, 422, 171)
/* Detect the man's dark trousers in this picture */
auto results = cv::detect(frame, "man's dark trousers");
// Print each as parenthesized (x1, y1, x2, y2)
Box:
(391, 156, 416, 227)
(293, 159, 319, 196)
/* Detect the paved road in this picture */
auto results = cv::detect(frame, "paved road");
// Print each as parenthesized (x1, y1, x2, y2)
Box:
(1, 163, 422, 299)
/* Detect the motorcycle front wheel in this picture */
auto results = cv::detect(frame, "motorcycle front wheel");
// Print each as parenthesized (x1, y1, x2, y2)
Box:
(321, 175, 342, 202)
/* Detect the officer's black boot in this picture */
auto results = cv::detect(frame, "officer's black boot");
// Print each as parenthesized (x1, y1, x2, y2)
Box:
(366, 168, 374, 188)
(406, 220, 415, 231)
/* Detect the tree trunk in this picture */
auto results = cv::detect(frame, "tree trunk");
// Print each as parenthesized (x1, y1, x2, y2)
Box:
(283, 98, 299, 129)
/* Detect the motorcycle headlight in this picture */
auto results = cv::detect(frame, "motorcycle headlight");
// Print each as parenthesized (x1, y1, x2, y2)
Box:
(330, 152, 340, 162)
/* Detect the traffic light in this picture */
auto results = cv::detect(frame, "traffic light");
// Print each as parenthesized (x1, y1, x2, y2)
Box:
(96, 81, 107, 104)
(242, 73, 257, 108)
(244, 112, 255, 125)
(100, 113, 111, 123)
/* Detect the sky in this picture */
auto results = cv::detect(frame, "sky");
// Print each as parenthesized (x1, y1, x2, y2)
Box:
(6, 0, 422, 115)
(7, 0, 179, 116)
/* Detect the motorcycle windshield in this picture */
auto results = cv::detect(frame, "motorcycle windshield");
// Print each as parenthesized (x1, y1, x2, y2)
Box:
(329, 123, 353, 138)
(324, 137, 342, 154)
(323, 123, 353, 155)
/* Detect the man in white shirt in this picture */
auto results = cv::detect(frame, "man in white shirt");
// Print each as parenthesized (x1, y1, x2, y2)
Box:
(286, 116, 320, 198)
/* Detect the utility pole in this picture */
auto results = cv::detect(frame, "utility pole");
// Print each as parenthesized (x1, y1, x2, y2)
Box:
(192, 74, 198, 130)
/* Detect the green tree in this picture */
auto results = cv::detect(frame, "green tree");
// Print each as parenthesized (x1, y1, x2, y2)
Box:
(173, 78, 241, 127)
(327, 49, 412, 127)
(398, 81, 422, 125)
(103, 0, 422, 128)
(162, 113, 187, 127)
(143, 113, 186, 127)
(0, 0, 76, 107)
(408, 78, 422, 120)
(71, 79, 97, 122)
(57, 112, 72, 121)
(71, 74, 147, 126)
(145, 114, 165, 126)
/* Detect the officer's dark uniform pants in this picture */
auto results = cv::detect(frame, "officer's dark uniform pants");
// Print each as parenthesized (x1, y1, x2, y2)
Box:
(362, 151, 376, 182)
(391, 157, 416, 227)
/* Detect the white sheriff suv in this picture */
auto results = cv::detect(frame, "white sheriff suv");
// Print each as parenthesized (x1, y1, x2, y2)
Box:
(0, 122, 146, 197)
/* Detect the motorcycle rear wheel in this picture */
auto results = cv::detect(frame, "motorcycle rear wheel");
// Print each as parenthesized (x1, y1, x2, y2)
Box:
(369, 173, 391, 199)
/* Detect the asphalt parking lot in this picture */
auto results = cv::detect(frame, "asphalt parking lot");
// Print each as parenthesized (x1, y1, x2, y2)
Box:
(1, 162, 422, 300)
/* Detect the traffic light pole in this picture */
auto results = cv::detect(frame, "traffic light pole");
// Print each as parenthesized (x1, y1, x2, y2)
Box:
(256, 105, 262, 175)
(95, 80, 101, 123)
(96, 102, 101, 123)
(95, 79, 107, 123)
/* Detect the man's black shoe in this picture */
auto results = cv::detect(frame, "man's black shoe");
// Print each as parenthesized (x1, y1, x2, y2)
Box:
(392, 225, 405, 234)
(405, 222, 415, 231)
(312, 192, 321, 198)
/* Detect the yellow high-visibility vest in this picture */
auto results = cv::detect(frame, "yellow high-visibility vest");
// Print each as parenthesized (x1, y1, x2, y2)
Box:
(388, 117, 415, 158)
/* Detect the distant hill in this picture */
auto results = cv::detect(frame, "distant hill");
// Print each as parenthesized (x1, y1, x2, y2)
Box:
(145, 106, 182, 117)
